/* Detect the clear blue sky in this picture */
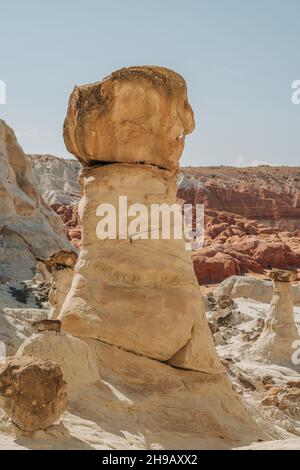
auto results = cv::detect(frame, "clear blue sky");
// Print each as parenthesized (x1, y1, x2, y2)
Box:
(1, 0, 299, 166)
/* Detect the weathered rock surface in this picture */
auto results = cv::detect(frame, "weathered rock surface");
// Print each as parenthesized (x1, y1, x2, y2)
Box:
(60, 164, 221, 371)
(0, 356, 67, 431)
(14, 332, 267, 449)
(0, 306, 49, 357)
(64, 66, 195, 171)
(215, 275, 300, 306)
(51, 204, 81, 248)
(192, 210, 300, 284)
(60, 66, 222, 373)
(249, 270, 300, 367)
(31, 319, 61, 333)
(0, 120, 73, 282)
(16, 333, 99, 399)
(38, 250, 77, 319)
(178, 170, 300, 283)
(29, 154, 81, 206)
(270, 268, 298, 283)
(179, 167, 300, 232)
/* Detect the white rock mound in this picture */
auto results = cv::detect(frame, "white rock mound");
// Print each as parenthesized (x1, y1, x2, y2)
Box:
(215, 275, 300, 306)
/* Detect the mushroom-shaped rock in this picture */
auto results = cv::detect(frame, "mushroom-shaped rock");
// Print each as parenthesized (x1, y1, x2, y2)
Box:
(249, 269, 300, 366)
(60, 66, 222, 373)
(38, 250, 78, 319)
(269, 268, 298, 283)
(0, 356, 68, 431)
(64, 66, 195, 171)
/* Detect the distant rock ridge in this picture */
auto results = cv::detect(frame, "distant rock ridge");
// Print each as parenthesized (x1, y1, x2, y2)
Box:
(179, 167, 300, 232)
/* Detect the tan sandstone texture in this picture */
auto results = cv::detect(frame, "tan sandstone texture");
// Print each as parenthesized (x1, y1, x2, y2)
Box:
(250, 269, 300, 367)
(0, 119, 73, 282)
(63, 66, 195, 171)
(15, 332, 266, 449)
(39, 250, 77, 319)
(60, 66, 222, 372)
(0, 356, 67, 431)
(38, 66, 267, 448)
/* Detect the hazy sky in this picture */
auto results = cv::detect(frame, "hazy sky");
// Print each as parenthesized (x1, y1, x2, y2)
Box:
(0, 0, 300, 166)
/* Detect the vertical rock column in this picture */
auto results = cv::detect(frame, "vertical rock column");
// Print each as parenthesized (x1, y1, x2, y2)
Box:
(60, 66, 223, 373)
(250, 269, 300, 366)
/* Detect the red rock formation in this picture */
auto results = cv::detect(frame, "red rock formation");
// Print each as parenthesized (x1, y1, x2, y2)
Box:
(179, 166, 300, 232)
(193, 210, 300, 283)
(51, 204, 81, 248)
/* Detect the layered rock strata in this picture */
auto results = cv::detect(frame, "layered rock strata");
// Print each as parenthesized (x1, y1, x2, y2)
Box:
(60, 66, 222, 373)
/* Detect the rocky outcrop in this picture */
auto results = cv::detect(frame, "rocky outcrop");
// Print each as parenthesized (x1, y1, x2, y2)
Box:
(179, 167, 300, 232)
(64, 66, 195, 171)
(38, 250, 77, 319)
(29, 154, 81, 206)
(249, 269, 300, 367)
(214, 276, 291, 305)
(12, 331, 266, 448)
(0, 120, 73, 283)
(16, 333, 99, 400)
(0, 356, 67, 431)
(60, 67, 221, 372)
(50, 204, 81, 248)
(192, 210, 300, 284)
(29, 154, 82, 247)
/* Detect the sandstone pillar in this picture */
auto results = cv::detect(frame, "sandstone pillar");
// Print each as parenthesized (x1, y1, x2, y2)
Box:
(250, 269, 300, 366)
(59, 66, 223, 373)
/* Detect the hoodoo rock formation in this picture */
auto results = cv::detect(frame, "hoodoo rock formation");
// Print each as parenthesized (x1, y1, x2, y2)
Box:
(63, 66, 195, 171)
(38, 250, 78, 320)
(60, 66, 221, 372)
(250, 269, 300, 367)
